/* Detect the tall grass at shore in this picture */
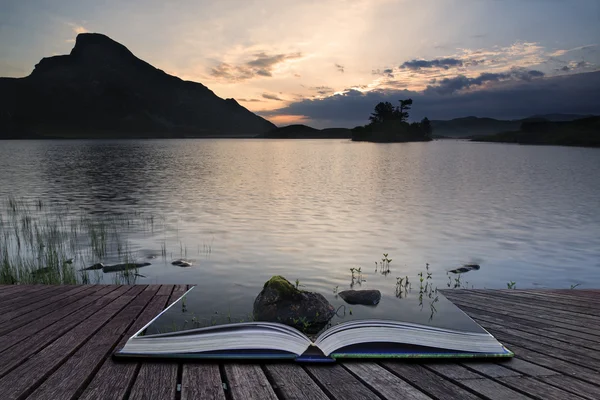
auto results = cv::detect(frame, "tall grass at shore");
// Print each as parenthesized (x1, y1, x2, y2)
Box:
(0, 196, 159, 285)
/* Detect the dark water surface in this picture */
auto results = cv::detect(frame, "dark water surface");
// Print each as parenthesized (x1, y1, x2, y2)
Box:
(1, 139, 599, 316)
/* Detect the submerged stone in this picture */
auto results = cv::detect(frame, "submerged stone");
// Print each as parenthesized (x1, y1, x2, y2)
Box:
(172, 259, 193, 267)
(338, 289, 381, 305)
(101, 262, 151, 273)
(253, 276, 335, 334)
(83, 263, 104, 271)
(449, 264, 481, 274)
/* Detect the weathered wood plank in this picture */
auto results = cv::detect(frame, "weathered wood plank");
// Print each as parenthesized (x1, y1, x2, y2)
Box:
(425, 363, 482, 380)
(381, 362, 481, 400)
(498, 376, 588, 400)
(461, 361, 521, 378)
(181, 364, 226, 400)
(461, 307, 600, 351)
(167, 284, 188, 306)
(0, 285, 112, 336)
(483, 290, 600, 311)
(444, 291, 600, 324)
(0, 286, 123, 366)
(0, 285, 70, 311)
(0, 285, 140, 400)
(343, 362, 432, 399)
(498, 358, 558, 377)
(128, 285, 180, 400)
(444, 292, 600, 337)
(0, 289, 128, 378)
(464, 290, 600, 317)
(305, 364, 380, 400)
(0, 285, 30, 298)
(540, 375, 600, 400)
(25, 286, 153, 400)
(472, 319, 600, 366)
(495, 342, 600, 386)
(0, 284, 91, 323)
(129, 362, 178, 400)
(263, 364, 329, 400)
(457, 379, 532, 400)
(224, 364, 278, 400)
(79, 290, 173, 400)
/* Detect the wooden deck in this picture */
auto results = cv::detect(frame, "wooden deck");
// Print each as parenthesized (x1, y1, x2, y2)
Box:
(0, 286, 598, 400)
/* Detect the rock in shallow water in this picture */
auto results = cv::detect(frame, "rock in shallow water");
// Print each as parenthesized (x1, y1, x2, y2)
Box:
(449, 264, 481, 274)
(172, 259, 193, 267)
(253, 276, 335, 334)
(101, 262, 151, 273)
(338, 289, 381, 305)
(82, 263, 104, 271)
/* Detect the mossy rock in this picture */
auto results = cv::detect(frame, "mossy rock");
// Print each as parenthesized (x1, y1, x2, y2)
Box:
(254, 276, 334, 334)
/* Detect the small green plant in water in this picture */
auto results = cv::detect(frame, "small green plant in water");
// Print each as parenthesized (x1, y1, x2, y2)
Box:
(507, 281, 517, 289)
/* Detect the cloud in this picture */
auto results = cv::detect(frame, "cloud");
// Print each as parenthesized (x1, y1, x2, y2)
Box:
(372, 68, 394, 78)
(424, 68, 545, 95)
(262, 93, 284, 101)
(210, 52, 302, 82)
(309, 86, 334, 95)
(262, 70, 600, 128)
(400, 58, 464, 71)
(67, 23, 89, 35)
(237, 98, 262, 102)
(335, 63, 344, 73)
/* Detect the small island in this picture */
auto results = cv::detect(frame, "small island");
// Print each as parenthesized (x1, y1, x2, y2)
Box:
(351, 99, 433, 143)
(471, 116, 600, 148)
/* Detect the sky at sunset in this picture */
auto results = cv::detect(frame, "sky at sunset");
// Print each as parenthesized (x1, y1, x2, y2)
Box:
(1, 0, 599, 127)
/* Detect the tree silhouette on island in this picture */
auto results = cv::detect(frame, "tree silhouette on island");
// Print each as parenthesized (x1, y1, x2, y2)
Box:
(352, 99, 433, 142)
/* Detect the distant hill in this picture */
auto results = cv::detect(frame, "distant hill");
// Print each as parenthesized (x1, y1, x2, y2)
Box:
(0, 33, 275, 139)
(431, 115, 597, 138)
(472, 116, 600, 147)
(260, 124, 352, 139)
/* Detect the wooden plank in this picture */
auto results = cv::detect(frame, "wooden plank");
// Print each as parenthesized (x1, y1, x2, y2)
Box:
(444, 292, 600, 337)
(224, 364, 278, 400)
(305, 364, 380, 400)
(0, 285, 30, 298)
(129, 362, 178, 400)
(464, 290, 600, 317)
(499, 358, 559, 377)
(79, 290, 173, 400)
(0, 285, 110, 336)
(444, 291, 600, 325)
(263, 364, 328, 400)
(472, 319, 600, 366)
(0, 285, 69, 311)
(460, 307, 600, 351)
(456, 303, 600, 345)
(168, 284, 188, 306)
(497, 342, 600, 386)
(487, 290, 600, 310)
(540, 375, 600, 400)
(343, 362, 432, 399)
(381, 362, 481, 400)
(0, 285, 119, 355)
(181, 364, 226, 400)
(0, 285, 139, 400)
(425, 363, 483, 380)
(498, 376, 588, 400)
(128, 285, 181, 400)
(0, 286, 128, 377)
(0, 284, 91, 323)
(461, 362, 521, 378)
(458, 379, 532, 400)
(25, 286, 154, 400)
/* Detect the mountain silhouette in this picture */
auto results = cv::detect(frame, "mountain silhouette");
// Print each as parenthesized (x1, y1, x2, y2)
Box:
(0, 33, 275, 139)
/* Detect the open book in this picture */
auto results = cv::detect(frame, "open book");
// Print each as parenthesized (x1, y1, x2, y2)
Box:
(115, 287, 512, 361)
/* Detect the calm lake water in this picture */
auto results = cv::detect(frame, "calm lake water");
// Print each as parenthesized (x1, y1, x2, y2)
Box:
(1, 139, 599, 319)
